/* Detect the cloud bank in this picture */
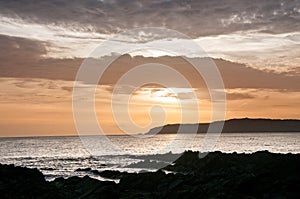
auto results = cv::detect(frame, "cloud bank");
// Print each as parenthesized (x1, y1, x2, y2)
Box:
(0, 35, 299, 91)
(1, 0, 299, 37)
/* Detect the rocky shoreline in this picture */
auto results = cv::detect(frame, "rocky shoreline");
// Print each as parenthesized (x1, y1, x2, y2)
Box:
(1, 151, 300, 198)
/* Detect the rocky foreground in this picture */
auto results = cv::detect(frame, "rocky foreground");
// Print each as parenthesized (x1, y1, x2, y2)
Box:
(1, 151, 300, 199)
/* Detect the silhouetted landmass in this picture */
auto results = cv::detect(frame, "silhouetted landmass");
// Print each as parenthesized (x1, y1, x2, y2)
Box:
(1, 151, 300, 198)
(147, 118, 300, 135)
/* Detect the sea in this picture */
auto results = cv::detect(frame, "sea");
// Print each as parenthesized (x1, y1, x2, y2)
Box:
(0, 133, 299, 181)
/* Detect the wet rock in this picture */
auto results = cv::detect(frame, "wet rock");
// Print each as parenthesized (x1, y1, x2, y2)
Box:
(40, 167, 55, 171)
(51, 175, 118, 199)
(1, 151, 300, 198)
(119, 170, 166, 192)
(75, 167, 92, 172)
(96, 170, 127, 179)
(0, 164, 59, 199)
(0, 164, 118, 199)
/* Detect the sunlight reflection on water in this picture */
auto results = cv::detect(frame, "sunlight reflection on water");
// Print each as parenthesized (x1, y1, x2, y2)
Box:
(0, 133, 299, 180)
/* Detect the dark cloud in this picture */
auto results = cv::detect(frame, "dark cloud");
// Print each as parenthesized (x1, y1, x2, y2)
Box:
(0, 35, 299, 91)
(226, 92, 255, 100)
(0, 0, 299, 37)
(0, 34, 47, 64)
(61, 86, 73, 92)
(176, 92, 195, 100)
(214, 58, 300, 91)
(0, 35, 81, 81)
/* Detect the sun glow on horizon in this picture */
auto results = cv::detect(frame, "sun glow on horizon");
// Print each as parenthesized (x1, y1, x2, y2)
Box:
(1, 0, 300, 137)
(150, 88, 179, 103)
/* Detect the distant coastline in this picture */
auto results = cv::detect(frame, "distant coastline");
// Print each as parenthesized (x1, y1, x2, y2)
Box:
(147, 118, 300, 135)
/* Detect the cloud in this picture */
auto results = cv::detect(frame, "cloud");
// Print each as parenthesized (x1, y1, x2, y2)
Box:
(0, 35, 83, 81)
(0, 78, 73, 105)
(0, 16, 107, 58)
(1, 1, 299, 66)
(214, 58, 300, 91)
(0, 34, 47, 64)
(197, 32, 300, 69)
(226, 92, 255, 100)
(0, 0, 299, 38)
(98, 56, 300, 91)
(0, 34, 299, 92)
(0, 35, 299, 91)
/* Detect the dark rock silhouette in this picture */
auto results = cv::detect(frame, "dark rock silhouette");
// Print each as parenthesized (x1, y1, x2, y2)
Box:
(1, 151, 300, 198)
(75, 167, 92, 172)
(0, 164, 118, 199)
(96, 170, 126, 179)
(147, 118, 300, 134)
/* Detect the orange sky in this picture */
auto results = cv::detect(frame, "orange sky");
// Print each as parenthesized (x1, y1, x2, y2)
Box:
(0, 1, 299, 137)
(0, 56, 299, 137)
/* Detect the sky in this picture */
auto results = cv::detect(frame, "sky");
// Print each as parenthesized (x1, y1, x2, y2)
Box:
(0, 0, 299, 137)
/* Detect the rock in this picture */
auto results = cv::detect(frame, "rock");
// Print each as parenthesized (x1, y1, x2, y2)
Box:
(97, 170, 127, 179)
(1, 151, 300, 198)
(90, 169, 101, 175)
(0, 164, 119, 199)
(51, 175, 118, 199)
(0, 164, 59, 199)
(119, 170, 166, 192)
(40, 167, 55, 171)
(75, 167, 92, 172)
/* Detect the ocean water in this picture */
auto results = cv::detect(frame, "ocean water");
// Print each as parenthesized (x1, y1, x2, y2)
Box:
(0, 133, 299, 181)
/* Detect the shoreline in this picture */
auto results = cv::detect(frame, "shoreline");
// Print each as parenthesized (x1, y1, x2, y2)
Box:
(1, 150, 300, 198)
(147, 118, 300, 135)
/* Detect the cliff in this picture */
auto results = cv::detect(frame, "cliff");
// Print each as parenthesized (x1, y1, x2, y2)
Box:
(147, 118, 300, 134)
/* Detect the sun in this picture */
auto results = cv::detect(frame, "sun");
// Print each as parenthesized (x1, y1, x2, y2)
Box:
(150, 88, 178, 103)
